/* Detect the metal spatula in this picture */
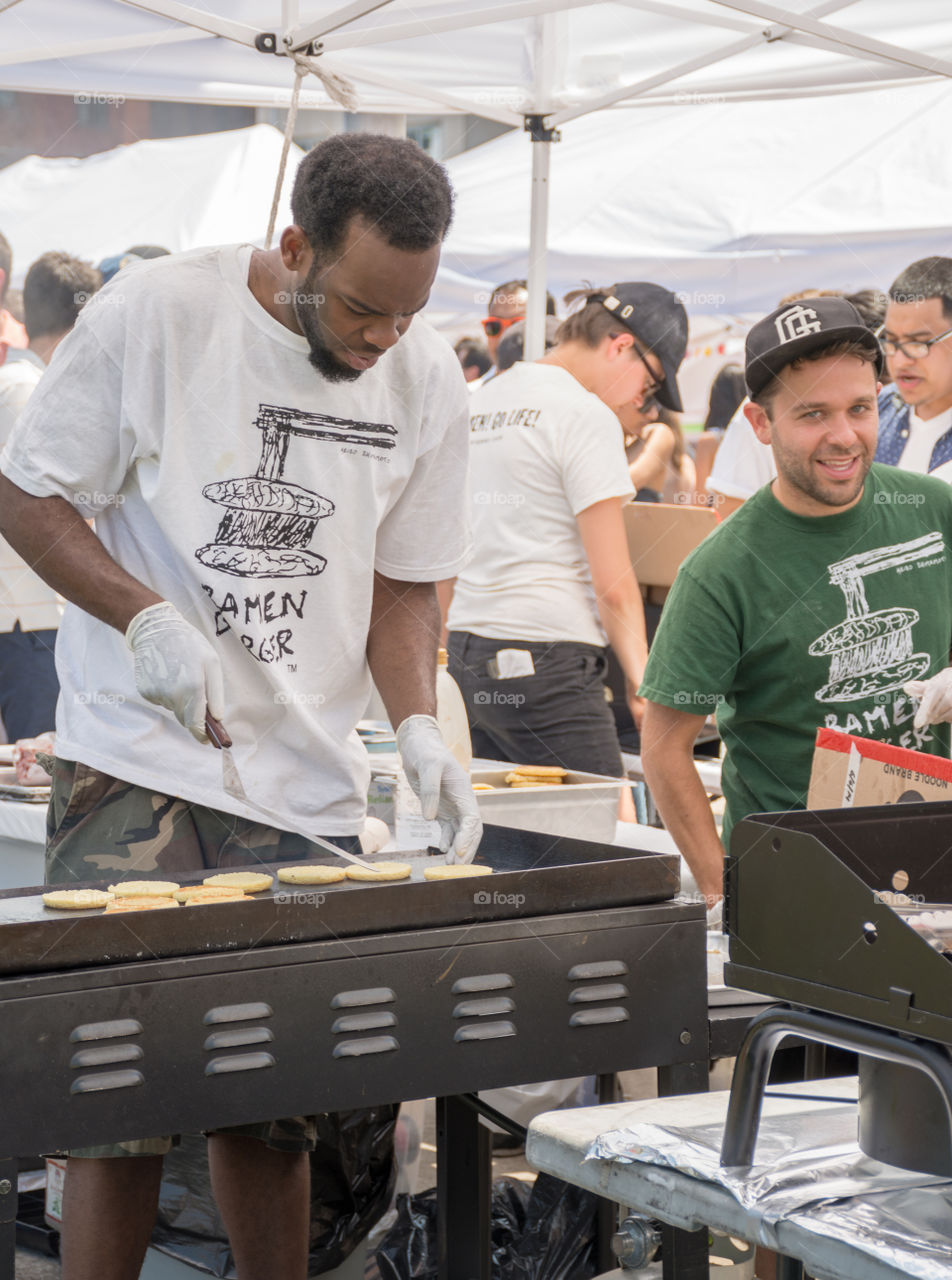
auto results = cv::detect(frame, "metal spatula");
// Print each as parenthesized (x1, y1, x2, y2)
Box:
(205, 714, 379, 873)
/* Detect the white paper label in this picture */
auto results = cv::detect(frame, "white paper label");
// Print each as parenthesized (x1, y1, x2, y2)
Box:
(841, 743, 862, 808)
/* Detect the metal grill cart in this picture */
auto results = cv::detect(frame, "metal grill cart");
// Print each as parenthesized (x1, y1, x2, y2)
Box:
(0, 822, 709, 1280)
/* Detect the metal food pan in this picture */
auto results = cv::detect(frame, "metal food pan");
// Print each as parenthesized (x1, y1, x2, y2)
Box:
(471, 768, 627, 843)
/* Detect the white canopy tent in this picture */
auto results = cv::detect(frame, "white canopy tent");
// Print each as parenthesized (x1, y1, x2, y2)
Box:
(3, 1, 952, 351)
(437, 76, 952, 318)
(0, 123, 303, 284)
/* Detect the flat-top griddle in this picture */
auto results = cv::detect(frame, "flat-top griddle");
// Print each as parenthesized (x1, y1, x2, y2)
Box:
(0, 821, 679, 975)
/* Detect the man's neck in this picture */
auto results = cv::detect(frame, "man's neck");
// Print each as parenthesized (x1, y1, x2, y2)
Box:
(29, 334, 59, 366)
(910, 394, 952, 423)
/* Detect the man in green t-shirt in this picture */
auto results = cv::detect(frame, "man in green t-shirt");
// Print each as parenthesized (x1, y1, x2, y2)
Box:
(640, 296, 952, 908)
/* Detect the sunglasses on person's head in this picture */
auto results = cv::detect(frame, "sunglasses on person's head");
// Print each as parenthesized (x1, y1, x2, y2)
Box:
(481, 315, 523, 338)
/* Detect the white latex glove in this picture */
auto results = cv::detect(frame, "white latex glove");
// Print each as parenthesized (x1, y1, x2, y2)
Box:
(904, 670, 952, 729)
(125, 602, 225, 744)
(706, 899, 723, 932)
(395, 714, 483, 863)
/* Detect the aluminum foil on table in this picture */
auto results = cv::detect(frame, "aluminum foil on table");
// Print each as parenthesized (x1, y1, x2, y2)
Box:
(586, 1097, 952, 1276)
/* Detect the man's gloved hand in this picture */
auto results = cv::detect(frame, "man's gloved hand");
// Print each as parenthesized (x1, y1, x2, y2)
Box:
(396, 714, 483, 863)
(904, 669, 952, 729)
(125, 602, 225, 743)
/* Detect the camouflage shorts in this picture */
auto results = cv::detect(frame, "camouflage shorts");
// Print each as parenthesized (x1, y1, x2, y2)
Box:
(48, 757, 361, 1159)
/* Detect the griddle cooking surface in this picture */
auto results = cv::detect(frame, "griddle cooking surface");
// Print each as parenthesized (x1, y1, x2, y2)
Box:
(0, 822, 679, 976)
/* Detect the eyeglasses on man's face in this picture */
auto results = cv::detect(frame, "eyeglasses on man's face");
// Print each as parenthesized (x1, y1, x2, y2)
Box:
(877, 323, 952, 361)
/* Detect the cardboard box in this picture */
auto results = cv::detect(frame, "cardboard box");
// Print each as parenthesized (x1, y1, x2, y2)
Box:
(623, 501, 719, 600)
(807, 727, 952, 809)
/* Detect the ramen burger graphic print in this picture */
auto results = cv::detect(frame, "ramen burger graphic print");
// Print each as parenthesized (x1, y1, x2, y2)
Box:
(810, 533, 943, 703)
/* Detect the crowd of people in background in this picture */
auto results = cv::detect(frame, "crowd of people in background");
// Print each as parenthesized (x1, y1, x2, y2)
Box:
(0, 234, 170, 741)
(5, 229, 952, 767)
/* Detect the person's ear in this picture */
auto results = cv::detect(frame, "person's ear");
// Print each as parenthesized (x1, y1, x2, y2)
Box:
(607, 331, 633, 362)
(279, 225, 312, 275)
(744, 398, 772, 445)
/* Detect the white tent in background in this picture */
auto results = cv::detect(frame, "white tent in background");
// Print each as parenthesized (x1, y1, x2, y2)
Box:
(0, 124, 303, 285)
(437, 76, 952, 317)
(2, 2, 952, 350)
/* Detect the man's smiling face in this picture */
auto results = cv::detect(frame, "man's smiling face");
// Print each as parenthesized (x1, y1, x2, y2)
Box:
(745, 352, 879, 517)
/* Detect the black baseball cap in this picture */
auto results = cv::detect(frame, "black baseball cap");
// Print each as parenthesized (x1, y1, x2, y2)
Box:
(599, 283, 688, 411)
(745, 296, 885, 399)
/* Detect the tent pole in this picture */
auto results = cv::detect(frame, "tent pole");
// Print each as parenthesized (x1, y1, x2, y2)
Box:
(524, 116, 558, 362)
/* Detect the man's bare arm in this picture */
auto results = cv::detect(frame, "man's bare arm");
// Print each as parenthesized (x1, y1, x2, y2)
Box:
(366, 572, 440, 728)
(641, 699, 724, 905)
(0, 475, 160, 632)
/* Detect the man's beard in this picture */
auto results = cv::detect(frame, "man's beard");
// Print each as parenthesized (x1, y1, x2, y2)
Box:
(293, 275, 363, 384)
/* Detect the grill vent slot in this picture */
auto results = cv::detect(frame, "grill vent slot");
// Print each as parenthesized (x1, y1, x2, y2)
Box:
(204, 1027, 274, 1051)
(568, 961, 629, 981)
(570, 1008, 630, 1028)
(455, 1021, 516, 1043)
(451, 974, 514, 995)
(70, 1070, 143, 1095)
(70, 1044, 143, 1070)
(568, 983, 629, 1004)
(330, 988, 395, 1009)
(332, 1012, 397, 1034)
(204, 1002, 273, 1025)
(70, 1019, 142, 1043)
(333, 1036, 399, 1058)
(205, 1052, 275, 1076)
(453, 997, 515, 1019)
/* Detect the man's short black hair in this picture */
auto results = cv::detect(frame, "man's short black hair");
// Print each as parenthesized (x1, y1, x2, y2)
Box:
(291, 134, 454, 259)
(489, 278, 557, 316)
(0, 231, 11, 304)
(23, 251, 101, 340)
(889, 257, 952, 322)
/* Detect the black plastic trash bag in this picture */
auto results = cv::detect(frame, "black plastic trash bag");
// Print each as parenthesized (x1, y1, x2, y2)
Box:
(372, 1173, 598, 1280)
(151, 1105, 398, 1277)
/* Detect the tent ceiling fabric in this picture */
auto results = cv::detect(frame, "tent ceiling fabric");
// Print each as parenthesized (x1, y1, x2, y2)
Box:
(1, 2, 951, 113)
(435, 77, 952, 316)
(0, 123, 303, 285)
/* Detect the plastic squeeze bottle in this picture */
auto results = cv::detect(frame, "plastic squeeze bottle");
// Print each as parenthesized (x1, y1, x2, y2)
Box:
(436, 648, 473, 771)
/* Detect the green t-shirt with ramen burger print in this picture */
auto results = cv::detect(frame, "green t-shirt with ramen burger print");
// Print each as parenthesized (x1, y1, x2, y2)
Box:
(639, 463, 952, 847)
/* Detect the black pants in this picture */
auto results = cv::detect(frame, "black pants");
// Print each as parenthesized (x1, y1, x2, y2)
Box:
(447, 631, 624, 777)
(0, 622, 59, 741)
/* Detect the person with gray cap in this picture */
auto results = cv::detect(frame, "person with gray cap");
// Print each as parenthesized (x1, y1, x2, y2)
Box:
(639, 295, 952, 911)
(447, 281, 687, 786)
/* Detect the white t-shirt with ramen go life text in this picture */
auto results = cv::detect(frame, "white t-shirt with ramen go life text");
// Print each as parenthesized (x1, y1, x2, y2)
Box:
(1, 245, 472, 836)
(447, 361, 634, 647)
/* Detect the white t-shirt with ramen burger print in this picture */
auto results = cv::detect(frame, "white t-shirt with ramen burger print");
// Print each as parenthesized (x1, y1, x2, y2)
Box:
(0, 245, 472, 836)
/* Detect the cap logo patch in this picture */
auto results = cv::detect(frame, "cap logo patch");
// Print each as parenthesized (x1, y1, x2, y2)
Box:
(774, 304, 822, 344)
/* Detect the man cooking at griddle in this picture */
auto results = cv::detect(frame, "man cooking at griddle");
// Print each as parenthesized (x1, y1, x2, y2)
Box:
(640, 296, 952, 916)
(0, 134, 481, 1280)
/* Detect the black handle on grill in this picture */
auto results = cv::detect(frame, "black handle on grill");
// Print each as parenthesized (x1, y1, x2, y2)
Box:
(720, 1005, 952, 1168)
